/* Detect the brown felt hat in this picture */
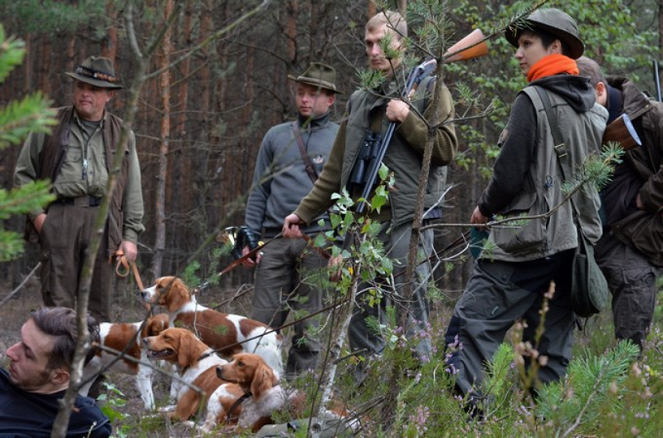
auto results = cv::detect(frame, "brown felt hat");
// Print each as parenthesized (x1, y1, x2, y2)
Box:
(288, 62, 342, 94)
(65, 56, 123, 89)
(505, 8, 584, 59)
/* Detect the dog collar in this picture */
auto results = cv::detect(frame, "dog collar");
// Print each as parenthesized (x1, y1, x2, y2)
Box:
(225, 392, 252, 422)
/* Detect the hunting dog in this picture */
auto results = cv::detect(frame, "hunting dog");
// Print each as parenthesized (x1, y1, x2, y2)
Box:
(215, 352, 301, 432)
(80, 313, 169, 410)
(143, 327, 245, 429)
(141, 276, 284, 378)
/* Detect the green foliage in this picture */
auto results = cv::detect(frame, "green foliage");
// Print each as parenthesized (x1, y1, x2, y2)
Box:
(535, 341, 641, 435)
(0, 0, 107, 34)
(0, 25, 56, 262)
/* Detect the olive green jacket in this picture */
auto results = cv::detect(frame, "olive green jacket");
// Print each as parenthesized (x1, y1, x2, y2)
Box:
(294, 74, 457, 227)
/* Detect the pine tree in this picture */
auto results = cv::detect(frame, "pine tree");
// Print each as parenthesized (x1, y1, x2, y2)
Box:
(0, 24, 57, 262)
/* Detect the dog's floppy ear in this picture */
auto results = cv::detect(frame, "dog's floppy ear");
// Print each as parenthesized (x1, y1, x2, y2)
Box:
(175, 331, 196, 370)
(163, 278, 190, 313)
(250, 361, 277, 398)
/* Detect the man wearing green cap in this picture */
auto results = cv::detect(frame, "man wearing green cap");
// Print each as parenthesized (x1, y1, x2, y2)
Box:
(14, 56, 144, 323)
(444, 8, 607, 408)
(242, 62, 341, 377)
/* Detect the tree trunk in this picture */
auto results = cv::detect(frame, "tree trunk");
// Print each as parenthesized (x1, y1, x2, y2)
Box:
(152, 0, 174, 278)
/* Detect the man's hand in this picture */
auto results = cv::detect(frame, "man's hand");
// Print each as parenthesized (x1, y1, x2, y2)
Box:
(283, 214, 304, 238)
(121, 240, 138, 263)
(241, 245, 262, 268)
(386, 99, 410, 123)
(34, 213, 47, 233)
(328, 254, 343, 282)
(470, 206, 489, 226)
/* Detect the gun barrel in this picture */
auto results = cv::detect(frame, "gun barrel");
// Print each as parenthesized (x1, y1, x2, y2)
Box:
(444, 29, 489, 63)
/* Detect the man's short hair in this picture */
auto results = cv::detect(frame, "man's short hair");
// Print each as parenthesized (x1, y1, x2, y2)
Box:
(366, 11, 407, 40)
(30, 307, 100, 371)
(576, 56, 606, 88)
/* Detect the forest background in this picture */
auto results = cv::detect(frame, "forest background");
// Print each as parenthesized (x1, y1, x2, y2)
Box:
(0, 0, 662, 437)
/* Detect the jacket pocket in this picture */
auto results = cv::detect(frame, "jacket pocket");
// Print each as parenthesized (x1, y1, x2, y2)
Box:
(490, 192, 548, 253)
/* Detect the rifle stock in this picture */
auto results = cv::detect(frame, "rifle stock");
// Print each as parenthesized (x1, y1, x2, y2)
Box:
(444, 29, 489, 63)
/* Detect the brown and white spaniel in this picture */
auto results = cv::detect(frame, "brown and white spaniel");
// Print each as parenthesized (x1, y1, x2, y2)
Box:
(143, 327, 245, 430)
(141, 276, 284, 378)
(80, 313, 169, 410)
(216, 353, 305, 433)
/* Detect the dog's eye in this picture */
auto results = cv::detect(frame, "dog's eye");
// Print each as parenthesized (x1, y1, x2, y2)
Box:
(237, 361, 244, 367)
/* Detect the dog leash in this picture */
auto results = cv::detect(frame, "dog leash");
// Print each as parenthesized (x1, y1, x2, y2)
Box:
(114, 249, 150, 311)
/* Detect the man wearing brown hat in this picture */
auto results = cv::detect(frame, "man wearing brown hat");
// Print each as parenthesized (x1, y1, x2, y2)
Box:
(242, 62, 341, 377)
(14, 56, 144, 323)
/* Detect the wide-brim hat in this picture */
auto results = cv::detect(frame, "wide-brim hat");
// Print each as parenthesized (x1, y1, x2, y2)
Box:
(505, 8, 584, 59)
(287, 62, 342, 94)
(65, 56, 123, 89)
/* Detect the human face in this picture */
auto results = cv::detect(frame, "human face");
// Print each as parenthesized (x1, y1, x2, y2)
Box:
(514, 31, 558, 76)
(295, 83, 335, 119)
(73, 81, 113, 121)
(365, 24, 403, 74)
(5, 319, 66, 393)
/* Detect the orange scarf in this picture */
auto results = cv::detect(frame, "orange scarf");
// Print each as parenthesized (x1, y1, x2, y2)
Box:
(527, 54, 579, 83)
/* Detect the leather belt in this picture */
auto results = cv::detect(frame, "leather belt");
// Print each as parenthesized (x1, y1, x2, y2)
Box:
(55, 196, 102, 207)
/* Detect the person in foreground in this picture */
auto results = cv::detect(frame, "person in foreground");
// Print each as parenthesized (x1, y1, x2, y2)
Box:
(576, 56, 663, 352)
(14, 55, 144, 322)
(283, 11, 457, 364)
(243, 62, 341, 378)
(0, 307, 111, 437)
(444, 8, 608, 407)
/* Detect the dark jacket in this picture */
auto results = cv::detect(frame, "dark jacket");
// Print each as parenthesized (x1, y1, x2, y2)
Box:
(605, 78, 663, 266)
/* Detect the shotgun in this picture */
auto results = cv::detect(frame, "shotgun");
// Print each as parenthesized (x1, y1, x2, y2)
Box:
(355, 29, 488, 214)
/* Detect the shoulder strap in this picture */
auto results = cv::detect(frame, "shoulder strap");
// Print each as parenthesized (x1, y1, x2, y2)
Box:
(291, 121, 318, 184)
(532, 86, 584, 229)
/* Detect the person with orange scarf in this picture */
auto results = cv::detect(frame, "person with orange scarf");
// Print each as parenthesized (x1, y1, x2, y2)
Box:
(444, 8, 608, 414)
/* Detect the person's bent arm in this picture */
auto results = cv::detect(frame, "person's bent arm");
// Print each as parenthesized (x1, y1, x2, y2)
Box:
(283, 213, 304, 238)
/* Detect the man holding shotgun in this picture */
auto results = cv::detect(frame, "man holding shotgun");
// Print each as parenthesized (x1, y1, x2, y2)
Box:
(283, 11, 458, 365)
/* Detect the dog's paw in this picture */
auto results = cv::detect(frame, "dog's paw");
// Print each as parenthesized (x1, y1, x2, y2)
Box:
(158, 405, 176, 413)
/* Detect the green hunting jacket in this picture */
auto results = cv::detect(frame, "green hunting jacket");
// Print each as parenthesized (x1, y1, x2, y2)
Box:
(294, 73, 457, 227)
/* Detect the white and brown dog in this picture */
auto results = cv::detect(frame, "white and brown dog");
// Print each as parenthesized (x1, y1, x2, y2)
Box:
(141, 276, 284, 378)
(215, 352, 298, 433)
(143, 327, 246, 431)
(80, 313, 169, 410)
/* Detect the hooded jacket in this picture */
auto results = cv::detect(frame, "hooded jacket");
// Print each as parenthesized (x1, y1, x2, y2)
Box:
(479, 74, 607, 262)
(604, 78, 663, 266)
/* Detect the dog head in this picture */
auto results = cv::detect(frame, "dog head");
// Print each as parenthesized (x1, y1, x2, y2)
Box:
(141, 313, 169, 339)
(143, 327, 210, 370)
(216, 353, 279, 398)
(141, 276, 192, 312)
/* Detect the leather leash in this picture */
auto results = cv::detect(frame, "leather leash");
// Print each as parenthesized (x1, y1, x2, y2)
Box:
(114, 249, 150, 311)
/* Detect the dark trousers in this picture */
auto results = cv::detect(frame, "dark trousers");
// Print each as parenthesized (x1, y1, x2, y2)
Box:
(348, 221, 434, 362)
(39, 202, 114, 321)
(445, 249, 575, 397)
(251, 237, 327, 377)
(595, 231, 659, 350)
